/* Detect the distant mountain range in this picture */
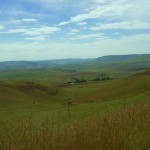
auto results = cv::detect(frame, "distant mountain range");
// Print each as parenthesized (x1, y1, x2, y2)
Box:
(0, 58, 92, 70)
(0, 54, 150, 71)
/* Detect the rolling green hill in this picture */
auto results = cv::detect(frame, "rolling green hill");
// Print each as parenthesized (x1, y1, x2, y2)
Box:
(52, 54, 150, 77)
(0, 70, 149, 121)
(0, 67, 149, 150)
(0, 54, 150, 73)
(72, 71, 150, 103)
(0, 55, 150, 144)
(66, 54, 150, 72)
(0, 54, 150, 83)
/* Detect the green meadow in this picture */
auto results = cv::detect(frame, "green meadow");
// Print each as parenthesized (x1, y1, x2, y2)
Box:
(0, 55, 150, 149)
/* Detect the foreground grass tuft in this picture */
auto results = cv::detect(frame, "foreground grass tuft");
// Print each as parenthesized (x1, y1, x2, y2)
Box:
(1, 101, 150, 150)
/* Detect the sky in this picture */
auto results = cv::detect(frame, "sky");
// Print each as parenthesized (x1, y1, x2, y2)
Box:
(0, 0, 150, 61)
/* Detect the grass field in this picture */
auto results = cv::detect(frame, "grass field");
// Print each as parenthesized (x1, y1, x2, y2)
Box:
(0, 70, 149, 123)
(1, 100, 150, 150)
(0, 67, 150, 149)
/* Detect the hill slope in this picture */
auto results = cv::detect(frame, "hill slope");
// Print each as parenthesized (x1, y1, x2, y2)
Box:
(0, 80, 58, 106)
(72, 54, 150, 72)
(0, 59, 92, 70)
(0, 54, 149, 74)
(68, 70, 150, 103)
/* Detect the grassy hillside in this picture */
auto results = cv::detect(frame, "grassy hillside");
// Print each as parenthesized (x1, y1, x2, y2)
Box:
(1, 101, 150, 150)
(63, 70, 150, 103)
(0, 58, 149, 149)
(51, 54, 150, 78)
(0, 70, 149, 121)
(0, 54, 150, 75)
(0, 68, 72, 85)
(75, 54, 150, 74)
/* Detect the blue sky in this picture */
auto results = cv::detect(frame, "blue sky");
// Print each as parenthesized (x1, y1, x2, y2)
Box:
(0, 0, 150, 61)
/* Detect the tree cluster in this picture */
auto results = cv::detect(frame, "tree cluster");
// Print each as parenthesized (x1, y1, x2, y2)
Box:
(72, 74, 111, 84)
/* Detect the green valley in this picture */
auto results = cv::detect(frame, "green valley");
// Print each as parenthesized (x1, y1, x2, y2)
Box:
(0, 54, 150, 149)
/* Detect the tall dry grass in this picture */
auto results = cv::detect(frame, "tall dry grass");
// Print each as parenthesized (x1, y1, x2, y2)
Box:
(1, 101, 150, 150)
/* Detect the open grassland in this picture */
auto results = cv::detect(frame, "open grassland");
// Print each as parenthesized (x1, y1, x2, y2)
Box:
(0, 69, 150, 149)
(0, 68, 70, 84)
(1, 101, 150, 150)
(0, 71, 149, 121)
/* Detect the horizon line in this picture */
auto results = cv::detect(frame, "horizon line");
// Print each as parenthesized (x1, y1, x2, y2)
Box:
(0, 53, 150, 63)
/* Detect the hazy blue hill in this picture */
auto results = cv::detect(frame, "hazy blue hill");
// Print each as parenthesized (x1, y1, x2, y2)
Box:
(95, 54, 139, 62)
(0, 59, 92, 70)
(0, 54, 149, 74)
(71, 54, 150, 72)
(93, 54, 150, 65)
(0, 61, 46, 70)
(46, 58, 93, 65)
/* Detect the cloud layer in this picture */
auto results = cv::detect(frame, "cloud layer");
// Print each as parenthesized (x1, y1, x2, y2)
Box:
(0, 0, 150, 60)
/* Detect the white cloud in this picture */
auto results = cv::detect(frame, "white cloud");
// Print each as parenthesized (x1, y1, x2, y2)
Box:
(69, 33, 105, 40)
(67, 32, 77, 35)
(77, 22, 87, 26)
(0, 0, 150, 61)
(0, 25, 4, 30)
(67, 29, 80, 35)
(90, 21, 150, 30)
(26, 36, 45, 41)
(53, 0, 150, 29)
(57, 21, 70, 26)
(91, 0, 108, 3)
(22, 18, 37, 22)
(70, 29, 80, 32)
(10, 20, 22, 24)
(3, 26, 61, 36)
(9, 19, 37, 24)
(62, 0, 150, 26)
(70, 1, 132, 23)
(114, 32, 119, 35)
(0, 33, 150, 61)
